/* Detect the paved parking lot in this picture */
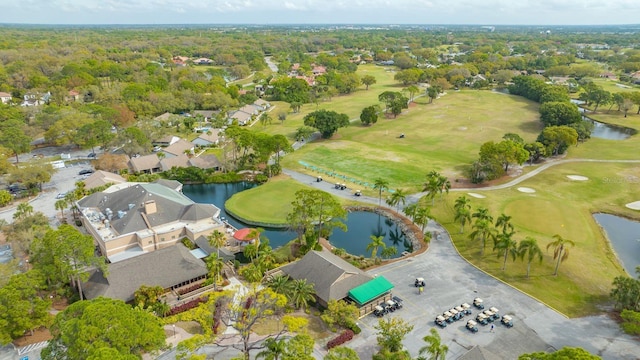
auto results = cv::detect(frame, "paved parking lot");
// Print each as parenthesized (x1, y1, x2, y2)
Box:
(348, 222, 638, 360)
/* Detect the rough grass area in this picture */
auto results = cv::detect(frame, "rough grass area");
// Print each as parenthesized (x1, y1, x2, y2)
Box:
(430, 162, 636, 316)
(253, 311, 332, 340)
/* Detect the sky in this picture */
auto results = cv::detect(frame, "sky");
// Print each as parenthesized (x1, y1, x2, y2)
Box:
(0, 0, 639, 26)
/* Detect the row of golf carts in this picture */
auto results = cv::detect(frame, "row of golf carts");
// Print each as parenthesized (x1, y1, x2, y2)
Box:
(373, 296, 404, 317)
(435, 298, 514, 333)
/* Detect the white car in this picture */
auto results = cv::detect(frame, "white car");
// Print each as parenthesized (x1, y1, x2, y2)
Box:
(56, 192, 68, 199)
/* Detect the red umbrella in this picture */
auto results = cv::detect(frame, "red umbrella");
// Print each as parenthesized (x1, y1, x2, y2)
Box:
(233, 228, 256, 242)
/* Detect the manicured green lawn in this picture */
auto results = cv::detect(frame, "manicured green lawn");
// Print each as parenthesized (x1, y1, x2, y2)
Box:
(281, 90, 542, 193)
(430, 161, 636, 316)
(224, 175, 358, 225)
(584, 77, 640, 94)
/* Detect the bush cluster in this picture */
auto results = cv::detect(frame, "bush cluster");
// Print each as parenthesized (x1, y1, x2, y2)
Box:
(345, 320, 362, 334)
(177, 283, 203, 296)
(326, 329, 354, 349)
(168, 296, 208, 316)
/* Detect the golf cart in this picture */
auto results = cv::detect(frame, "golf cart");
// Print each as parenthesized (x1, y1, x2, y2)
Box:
(473, 297, 485, 310)
(316, 176, 323, 182)
(415, 277, 425, 287)
(482, 309, 496, 322)
(435, 315, 447, 328)
(489, 307, 500, 321)
(461, 303, 472, 315)
(449, 308, 461, 321)
(443, 311, 454, 323)
(501, 315, 514, 328)
(392, 296, 404, 309)
(475, 313, 489, 325)
(354, 189, 362, 197)
(455, 306, 466, 317)
(385, 300, 398, 312)
(466, 319, 479, 333)
(373, 305, 386, 317)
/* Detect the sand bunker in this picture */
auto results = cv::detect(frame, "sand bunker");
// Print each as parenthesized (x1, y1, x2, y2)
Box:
(567, 175, 589, 181)
(625, 201, 640, 210)
(517, 187, 536, 193)
(467, 192, 486, 199)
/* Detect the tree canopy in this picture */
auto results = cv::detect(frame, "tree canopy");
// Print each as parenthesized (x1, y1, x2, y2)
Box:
(303, 110, 350, 139)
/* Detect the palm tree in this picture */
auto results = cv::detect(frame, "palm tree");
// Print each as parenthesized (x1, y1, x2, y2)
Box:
(386, 189, 407, 212)
(423, 176, 440, 206)
(55, 199, 68, 219)
(13, 202, 33, 221)
(366, 235, 386, 259)
(414, 206, 431, 233)
(403, 203, 418, 222)
(265, 274, 291, 296)
(453, 205, 471, 234)
(469, 219, 497, 255)
(454, 195, 471, 213)
(493, 232, 518, 271)
(495, 213, 514, 235)
(288, 279, 316, 310)
(419, 328, 448, 360)
(381, 246, 398, 259)
(472, 207, 494, 224)
(518, 237, 543, 278)
(547, 234, 576, 276)
(373, 178, 389, 206)
(208, 230, 226, 261)
(243, 243, 258, 262)
(436, 175, 451, 199)
(205, 253, 224, 289)
(256, 338, 286, 360)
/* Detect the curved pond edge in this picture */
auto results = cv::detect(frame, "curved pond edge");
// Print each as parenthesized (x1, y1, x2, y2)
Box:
(224, 205, 289, 229)
(592, 211, 640, 276)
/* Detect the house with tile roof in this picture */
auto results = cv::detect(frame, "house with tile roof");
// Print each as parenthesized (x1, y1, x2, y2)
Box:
(77, 181, 223, 263)
(0, 92, 12, 104)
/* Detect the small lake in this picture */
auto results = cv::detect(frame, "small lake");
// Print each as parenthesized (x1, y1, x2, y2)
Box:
(593, 213, 640, 275)
(571, 99, 635, 140)
(182, 183, 410, 257)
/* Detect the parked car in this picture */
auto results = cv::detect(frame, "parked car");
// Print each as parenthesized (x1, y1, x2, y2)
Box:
(56, 192, 68, 199)
(87, 152, 96, 158)
(473, 297, 484, 309)
(501, 315, 514, 328)
(79, 169, 94, 175)
(466, 319, 479, 333)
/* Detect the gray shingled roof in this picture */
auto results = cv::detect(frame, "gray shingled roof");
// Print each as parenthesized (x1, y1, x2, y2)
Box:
(83, 243, 207, 302)
(194, 236, 235, 262)
(78, 183, 216, 236)
(281, 249, 373, 304)
(189, 154, 221, 169)
(163, 139, 194, 156)
(152, 179, 183, 191)
(457, 346, 502, 360)
(129, 154, 161, 173)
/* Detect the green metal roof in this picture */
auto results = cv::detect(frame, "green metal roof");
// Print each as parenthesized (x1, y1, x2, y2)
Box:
(348, 276, 394, 306)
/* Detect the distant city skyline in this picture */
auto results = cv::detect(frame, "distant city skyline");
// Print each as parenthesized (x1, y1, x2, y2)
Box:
(0, 0, 639, 26)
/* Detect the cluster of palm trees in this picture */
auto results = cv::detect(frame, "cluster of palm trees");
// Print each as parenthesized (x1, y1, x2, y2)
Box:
(454, 195, 575, 277)
(265, 274, 317, 311)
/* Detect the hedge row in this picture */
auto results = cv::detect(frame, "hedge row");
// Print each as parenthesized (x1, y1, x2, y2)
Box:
(327, 329, 354, 349)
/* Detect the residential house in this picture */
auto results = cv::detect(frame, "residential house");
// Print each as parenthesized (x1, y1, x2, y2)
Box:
(21, 92, 50, 107)
(83, 243, 208, 302)
(152, 135, 181, 147)
(159, 154, 191, 171)
(128, 154, 162, 174)
(194, 58, 214, 65)
(188, 154, 222, 171)
(172, 56, 190, 66)
(192, 131, 222, 147)
(77, 181, 223, 263)
(279, 249, 374, 308)
(154, 112, 174, 123)
(253, 99, 271, 111)
(83, 170, 127, 190)
(600, 72, 616, 79)
(192, 110, 218, 121)
(0, 92, 12, 104)
(66, 90, 81, 103)
(312, 65, 327, 76)
(229, 109, 253, 126)
(162, 139, 195, 158)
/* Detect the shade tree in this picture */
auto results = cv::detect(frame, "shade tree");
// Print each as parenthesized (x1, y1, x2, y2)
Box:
(303, 110, 349, 139)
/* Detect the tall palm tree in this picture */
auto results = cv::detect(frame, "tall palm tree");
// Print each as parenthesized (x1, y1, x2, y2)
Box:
(55, 199, 68, 219)
(414, 206, 431, 233)
(437, 175, 451, 199)
(208, 230, 226, 261)
(493, 232, 518, 271)
(518, 237, 543, 278)
(256, 338, 286, 360)
(386, 189, 407, 212)
(547, 234, 576, 276)
(403, 203, 418, 222)
(205, 253, 224, 289)
(495, 213, 514, 235)
(381, 246, 398, 259)
(454, 206, 471, 234)
(423, 176, 440, 206)
(454, 196, 471, 213)
(13, 202, 34, 221)
(469, 218, 497, 255)
(373, 178, 389, 206)
(288, 279, 316, 310)
(419, 328, 448, 360)
(366, 235, 386, 259)
(472, 207, 493, 224)
(243, 243, 258, 262)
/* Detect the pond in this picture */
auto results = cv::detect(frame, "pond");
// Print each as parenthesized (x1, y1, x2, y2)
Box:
(182, 183, 411, 258)
(593, 213, 640, 275)
(571, 99, 635, 140)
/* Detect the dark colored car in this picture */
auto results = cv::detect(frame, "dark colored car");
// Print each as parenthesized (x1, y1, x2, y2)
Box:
(79, 169, 94, 175)
(88, 152, 96, 158)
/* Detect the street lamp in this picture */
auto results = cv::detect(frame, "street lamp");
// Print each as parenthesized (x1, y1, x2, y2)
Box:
(172, 324, 176, 338)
